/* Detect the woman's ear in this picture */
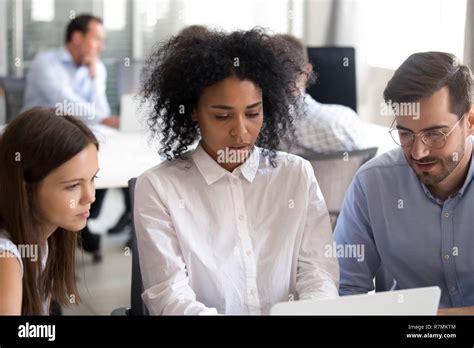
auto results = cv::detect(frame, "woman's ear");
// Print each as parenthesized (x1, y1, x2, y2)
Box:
(191, 109, 198, 122)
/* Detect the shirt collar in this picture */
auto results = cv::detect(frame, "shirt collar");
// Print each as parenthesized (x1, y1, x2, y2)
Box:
(304, 93, 320, 107)
(239, 145, 260, 182)
(454, 152, 474, 196)
(57, 46, 75, 64)
(192, 143, 260, 185)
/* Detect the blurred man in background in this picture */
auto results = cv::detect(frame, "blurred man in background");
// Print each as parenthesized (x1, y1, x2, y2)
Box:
(23, 14, 122, 262)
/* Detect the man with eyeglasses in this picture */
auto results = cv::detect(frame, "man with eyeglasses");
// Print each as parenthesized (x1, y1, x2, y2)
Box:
(334, 52, 474, 315)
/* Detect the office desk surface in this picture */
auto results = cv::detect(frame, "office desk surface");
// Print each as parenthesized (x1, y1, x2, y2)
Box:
(94, 123, 397, 189)
(93, 125, 162, 189)
(0, 122, 397, 189)
(0, 124, 161, 189)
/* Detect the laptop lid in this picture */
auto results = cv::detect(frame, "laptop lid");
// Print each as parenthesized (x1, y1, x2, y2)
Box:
(270, 287, 441, 315)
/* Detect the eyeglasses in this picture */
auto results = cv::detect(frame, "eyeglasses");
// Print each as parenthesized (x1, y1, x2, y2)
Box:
(389, 114, 466, 149)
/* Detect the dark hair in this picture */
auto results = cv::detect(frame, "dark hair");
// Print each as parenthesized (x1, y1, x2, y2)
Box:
(178, 25, 210, 40)
(141, 27, 304, 163)
(384, 52, 473, 118)
(65, 14, 103, 43)
(0, 107, 99, 315)
(269, 34, 315, 89)
(271, 34, 309, 68)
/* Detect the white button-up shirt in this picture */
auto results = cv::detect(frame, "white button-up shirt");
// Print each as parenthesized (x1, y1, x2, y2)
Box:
(134, 143, 339, 315)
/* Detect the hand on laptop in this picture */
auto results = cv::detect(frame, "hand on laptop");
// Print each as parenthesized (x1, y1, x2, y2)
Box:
(437, 305, 474, 315)
(101, 116, 120, 129)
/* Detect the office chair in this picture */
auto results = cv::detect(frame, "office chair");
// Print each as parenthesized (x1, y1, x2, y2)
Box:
(301, 147, 378, 229)
(111, 178, 149, 315)
(375, 265, 397, 293)
(306, 47, 357, 112)
(116, 60, 144, 97)
(302, 146, 397, 292)
(0, 76, 26, 123)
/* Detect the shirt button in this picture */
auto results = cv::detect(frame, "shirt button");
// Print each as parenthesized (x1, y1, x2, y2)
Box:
(444, 212, 449, 218)
(239, 215, 245, 221)
(245, 250, 251, 257)
(444, 254, 450, 260)
(250, 288, 256, 296)
(450, 287, 456, 293)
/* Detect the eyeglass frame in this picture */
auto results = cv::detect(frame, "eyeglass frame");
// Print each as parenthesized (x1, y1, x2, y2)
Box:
(388, 113, 466, 149)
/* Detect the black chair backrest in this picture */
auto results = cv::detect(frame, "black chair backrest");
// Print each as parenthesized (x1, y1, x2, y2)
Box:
(302, 147, 378, 228)
(0, 77, 26, 123)
(128, 178, 149, 316)
(306, 47, 357, 112)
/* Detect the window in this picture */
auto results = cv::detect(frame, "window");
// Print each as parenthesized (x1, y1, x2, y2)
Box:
(104, 0, 127, 30)
(364, 0, 467, 69)
(135, 0, 297, 58)
(31, 0, 54, 22)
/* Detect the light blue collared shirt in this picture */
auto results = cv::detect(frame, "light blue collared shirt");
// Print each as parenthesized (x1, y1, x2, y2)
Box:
(23, 46, 110, 124)
(334, 140, 474, 308)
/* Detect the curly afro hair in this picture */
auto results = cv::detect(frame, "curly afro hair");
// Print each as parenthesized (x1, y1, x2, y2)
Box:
(141, 27, 305, 164)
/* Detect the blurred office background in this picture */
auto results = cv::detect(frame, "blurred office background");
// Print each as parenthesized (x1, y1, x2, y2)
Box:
(0, 0, 472, 314)
(0, 0, 469, 125)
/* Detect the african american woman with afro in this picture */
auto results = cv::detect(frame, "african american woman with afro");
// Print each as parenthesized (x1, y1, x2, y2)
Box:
(134, 28, 339, 315)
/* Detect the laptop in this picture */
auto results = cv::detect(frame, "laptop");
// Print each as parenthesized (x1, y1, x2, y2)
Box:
(270, 287, 441, 315)
(119, 93, 153, 133)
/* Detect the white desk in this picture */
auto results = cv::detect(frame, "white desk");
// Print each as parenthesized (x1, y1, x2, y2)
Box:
(92, 125, 162, 189)
(1, 122, 397, 190)
(0, 124, 161, 189)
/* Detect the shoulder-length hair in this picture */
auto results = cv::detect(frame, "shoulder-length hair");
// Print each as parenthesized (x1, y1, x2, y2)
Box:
(0, 107, 99, 315)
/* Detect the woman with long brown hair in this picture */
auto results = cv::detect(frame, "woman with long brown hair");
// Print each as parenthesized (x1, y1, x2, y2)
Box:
(0, 107, 99, 315)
